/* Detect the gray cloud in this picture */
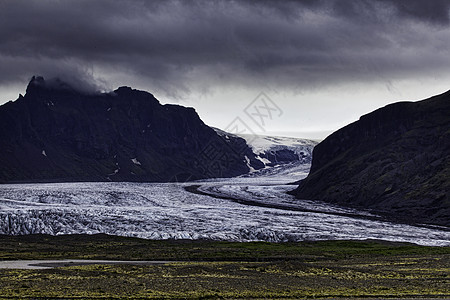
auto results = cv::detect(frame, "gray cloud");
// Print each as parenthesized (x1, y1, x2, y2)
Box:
(0, 0, 449, 99)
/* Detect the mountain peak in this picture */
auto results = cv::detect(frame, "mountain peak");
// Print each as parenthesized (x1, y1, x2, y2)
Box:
(26, 75, 76, 95)
(113, 86, 133, 95)
(0, 78, 265, 183)
(29, 75, 45, 85)
(26, 75, 45, 92)
(25, 75, 104, 96)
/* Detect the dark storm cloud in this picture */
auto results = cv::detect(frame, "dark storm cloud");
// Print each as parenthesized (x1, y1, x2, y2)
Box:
(379, 0, 450, 24)
(0, 0, 449, 97)
(255, 0, 450, 24)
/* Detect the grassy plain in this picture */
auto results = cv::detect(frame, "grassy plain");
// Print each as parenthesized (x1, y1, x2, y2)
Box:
(0, 234, 448, 299)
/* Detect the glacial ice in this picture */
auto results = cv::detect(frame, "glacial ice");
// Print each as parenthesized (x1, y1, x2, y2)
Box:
(0, 163, 448, 245)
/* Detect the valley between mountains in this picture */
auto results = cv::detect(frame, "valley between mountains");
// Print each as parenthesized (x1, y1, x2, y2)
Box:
(0, 77, 449, 246)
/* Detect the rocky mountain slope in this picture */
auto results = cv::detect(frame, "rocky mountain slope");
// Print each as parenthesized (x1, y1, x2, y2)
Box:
(0, 76, 264, 183)
(292, 91, 450, 227)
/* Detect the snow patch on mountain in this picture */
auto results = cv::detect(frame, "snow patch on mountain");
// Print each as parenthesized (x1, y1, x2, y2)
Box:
(244, 156, 256, 172)
(131, 158, 141, 165)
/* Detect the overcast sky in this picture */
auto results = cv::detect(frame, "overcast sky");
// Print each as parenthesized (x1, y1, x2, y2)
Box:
(1, 0, 450, 139)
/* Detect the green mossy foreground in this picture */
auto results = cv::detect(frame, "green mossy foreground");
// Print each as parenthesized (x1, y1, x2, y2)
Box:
(0, 234, 449, 299)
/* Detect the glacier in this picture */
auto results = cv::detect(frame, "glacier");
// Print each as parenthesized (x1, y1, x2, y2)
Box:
(0, 162, 448, 246)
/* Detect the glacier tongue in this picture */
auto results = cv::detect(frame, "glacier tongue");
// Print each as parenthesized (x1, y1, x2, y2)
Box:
(0, 174, 449, 246)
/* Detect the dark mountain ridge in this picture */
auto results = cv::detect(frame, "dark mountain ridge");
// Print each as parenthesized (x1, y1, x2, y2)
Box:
(292, 91, 450, 227)
(0, 76, 264, 183)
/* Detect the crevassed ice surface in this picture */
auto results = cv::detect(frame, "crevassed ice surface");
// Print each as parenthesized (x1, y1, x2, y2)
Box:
(0, 163, 448, 246)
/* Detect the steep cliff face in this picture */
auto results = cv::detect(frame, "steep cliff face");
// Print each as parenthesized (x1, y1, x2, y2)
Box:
(0, 76, 262, 182)
(293, 91, 450, 226)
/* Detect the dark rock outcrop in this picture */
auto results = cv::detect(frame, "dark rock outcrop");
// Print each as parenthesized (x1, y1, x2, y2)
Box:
(293, 91, 450, 227)
(260, 149, 303, 166)
(0, 76, 263, 183)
